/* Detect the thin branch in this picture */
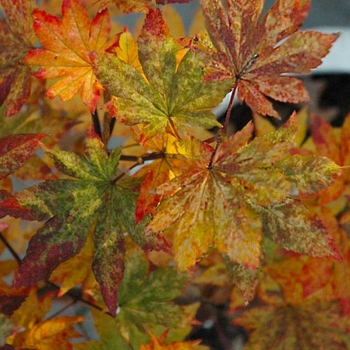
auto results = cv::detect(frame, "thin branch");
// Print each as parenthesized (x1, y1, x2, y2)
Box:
(91, 110, 102, 138)
(0, 232, 22, 264)
(46, 298, 78, 320)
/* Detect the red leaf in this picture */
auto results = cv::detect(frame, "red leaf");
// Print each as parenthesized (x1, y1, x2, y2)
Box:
(13, 216, 86, 288)
(0, 0, 36, 116)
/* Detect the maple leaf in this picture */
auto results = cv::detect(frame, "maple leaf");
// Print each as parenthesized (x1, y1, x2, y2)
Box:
(311, 113, 350, 205)
(117, 250, 189, 333)
(0, 133, 46, 179)
(191, 0, 338, 117)
(0, 313, 16, 347)
(13, 127, 166, 316)
(23, 0, 114, 111)
(147, 115, 341, 275)
(0, 0, 35, 117)
(233, 300, 350, 349)
(133, 133, 192, 223)
(8, 289, 84, 349)
(90, 8, 233, 142)
(76, 251, 189, 350)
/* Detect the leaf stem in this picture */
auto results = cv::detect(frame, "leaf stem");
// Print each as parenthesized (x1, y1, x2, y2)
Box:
(91, 110, 102, 138)
(0, 232, 22, 264)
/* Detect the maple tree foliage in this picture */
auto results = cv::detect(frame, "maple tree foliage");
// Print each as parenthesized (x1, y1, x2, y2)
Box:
(191, 0, 338, 118)
(0, 0, 349, 348)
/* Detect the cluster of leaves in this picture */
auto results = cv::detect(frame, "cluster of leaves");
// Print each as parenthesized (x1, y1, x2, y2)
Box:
(0, 0, 349, 348)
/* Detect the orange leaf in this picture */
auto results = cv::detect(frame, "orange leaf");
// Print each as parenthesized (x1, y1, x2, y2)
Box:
(24, 0, 114, 111)
(147, 118, 341, 273)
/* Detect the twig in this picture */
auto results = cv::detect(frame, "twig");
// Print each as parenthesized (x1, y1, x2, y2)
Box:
(0, 232, 21, 264)
(91, 110, 102, 138)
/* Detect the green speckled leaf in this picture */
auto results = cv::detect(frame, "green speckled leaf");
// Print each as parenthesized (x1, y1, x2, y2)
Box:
(259, 199, 341, 259)
(0, 313, 15, 346)
(90, 8, 233, 142)
(276, 154, 342, 198)
(118, 250, 189, 332)
(13, 127, 166, 316)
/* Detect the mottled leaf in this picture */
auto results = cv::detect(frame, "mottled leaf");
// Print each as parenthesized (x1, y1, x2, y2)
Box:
(0, 134, 46, 179)
(259, 199, 340, 259)
(91, 8, 233, 142)
(13, 127, 166, 316)
(0, 0, 35, 116)
(147, 116, 341, 274)
(234, 301, 349, 350)
(192, 0, 338, 117)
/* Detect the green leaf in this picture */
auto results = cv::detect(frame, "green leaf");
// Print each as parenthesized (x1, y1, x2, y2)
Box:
(90, 8, 233, 142)
(76, 251, 189, 349)
(0, 313, 16, 346)
(75, 309, 133, 350)
(118, 250, 189, 332)
(13, 127, 166, 316)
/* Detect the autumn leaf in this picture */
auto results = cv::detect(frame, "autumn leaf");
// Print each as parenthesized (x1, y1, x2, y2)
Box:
(133, 133, 192, 223)
(90, 8, 233, 142)
(49, 230, 97, 297)
(24, 0, 114, 111)
(8, 289, 83, 349)
(311, 113, 350, 205)
(76, 251, 189, 350)
(0, 133, 46, 179)
(13, 127, 166, 316)
(147, 115, 341, 274)
(191, 0, 338, 117)
(0, 190, 35, 221)
(233, 300, 350, 349)
(0, 0, 35, 117)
